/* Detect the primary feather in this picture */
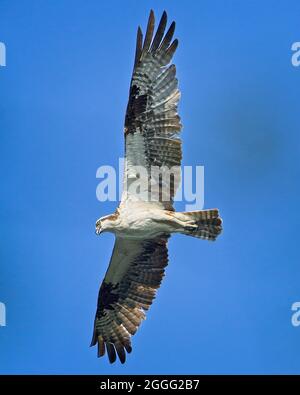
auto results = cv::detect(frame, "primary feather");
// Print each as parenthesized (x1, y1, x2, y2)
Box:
(91, 10, 222, 364)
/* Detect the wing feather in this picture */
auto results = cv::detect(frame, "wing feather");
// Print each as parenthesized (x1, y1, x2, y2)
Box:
(123, 11, 182, 211)
(142, 10, 155, 55)
(106, 342, 117, 364)
(150, 11, 167, 52)
(91, 235, 169, 364)
(134, 27, 143, 68)
(158, 21, 175, 51)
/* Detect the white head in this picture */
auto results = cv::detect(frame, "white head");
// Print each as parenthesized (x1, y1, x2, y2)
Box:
(95, 213, 118, 235)
(95, 218, 104, 235)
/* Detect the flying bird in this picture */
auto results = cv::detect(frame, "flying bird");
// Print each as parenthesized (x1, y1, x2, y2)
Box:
(91, 10, 222, 364)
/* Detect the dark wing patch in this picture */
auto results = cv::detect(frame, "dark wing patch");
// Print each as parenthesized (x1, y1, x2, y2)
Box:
(123, 10, 182, 210)
(96, 282, 120, 317)
(91, 235, 170, 364)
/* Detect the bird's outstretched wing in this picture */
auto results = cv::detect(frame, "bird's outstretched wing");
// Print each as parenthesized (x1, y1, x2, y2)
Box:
(122, 10, 182, 211)
(91, 235, 169, 364)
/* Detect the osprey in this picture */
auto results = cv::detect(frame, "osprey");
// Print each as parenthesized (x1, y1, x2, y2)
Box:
(91, 10, 222, 364)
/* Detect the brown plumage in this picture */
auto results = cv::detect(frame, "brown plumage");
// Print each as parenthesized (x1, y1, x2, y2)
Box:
(92, 10, 223, 364)
(91, 235, 169, 364)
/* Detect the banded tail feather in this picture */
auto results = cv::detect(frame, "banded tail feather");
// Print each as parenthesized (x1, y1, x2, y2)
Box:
(92, 10, 223, 365)
(180, 209, 222, 241)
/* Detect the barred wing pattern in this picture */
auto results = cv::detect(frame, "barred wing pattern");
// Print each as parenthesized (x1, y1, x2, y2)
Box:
(91, 235, 169, 364)
(91, 10, 181, 364)
(122, 10, 182, 211)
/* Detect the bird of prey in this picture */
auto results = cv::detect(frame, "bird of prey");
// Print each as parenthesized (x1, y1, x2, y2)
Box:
(91, 10, 222, 364)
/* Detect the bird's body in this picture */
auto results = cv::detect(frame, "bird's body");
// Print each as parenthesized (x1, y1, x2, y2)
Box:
(98, 205, 173, 239)
(98, 204, 220, 239)
(91, 10, 223, 364)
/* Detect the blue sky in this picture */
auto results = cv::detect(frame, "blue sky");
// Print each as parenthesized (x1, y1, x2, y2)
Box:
(0, 0, 300, 374)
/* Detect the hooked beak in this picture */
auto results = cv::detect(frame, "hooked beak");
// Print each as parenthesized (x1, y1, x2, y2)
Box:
(95, 226, 102, 235)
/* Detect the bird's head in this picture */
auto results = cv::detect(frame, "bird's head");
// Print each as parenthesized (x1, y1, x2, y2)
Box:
(95, 214, 114, 235)
(95, 213, 118, 235)
(95, 218, 103, 235)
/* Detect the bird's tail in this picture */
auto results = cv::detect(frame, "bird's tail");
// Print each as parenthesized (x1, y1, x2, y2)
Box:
(177, 209, 222, 241)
